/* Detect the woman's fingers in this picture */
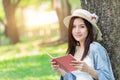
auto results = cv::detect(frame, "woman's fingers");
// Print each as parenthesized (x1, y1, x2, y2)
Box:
(52, 65, 59, 69)
(51, 60, 60, 70)
(70, 62, 83, 67)
(51, 61, 57, 65)
(71, 60, 82, 64)
(70, 61, 88, 71)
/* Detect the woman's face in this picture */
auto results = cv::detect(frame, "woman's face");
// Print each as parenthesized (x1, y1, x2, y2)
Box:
(72, 18, 88, 42)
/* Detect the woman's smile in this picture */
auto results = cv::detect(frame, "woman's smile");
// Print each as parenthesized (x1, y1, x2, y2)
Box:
(74, 34, 82, 38)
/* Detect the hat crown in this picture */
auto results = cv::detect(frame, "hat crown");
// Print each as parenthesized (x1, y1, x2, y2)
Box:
(72, 9, 92, 19)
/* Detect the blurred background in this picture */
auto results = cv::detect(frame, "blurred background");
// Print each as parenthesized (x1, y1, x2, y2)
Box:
(0, 0, 81, 80)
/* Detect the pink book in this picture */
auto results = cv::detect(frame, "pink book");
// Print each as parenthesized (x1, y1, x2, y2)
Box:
(46, 52, 77, 72)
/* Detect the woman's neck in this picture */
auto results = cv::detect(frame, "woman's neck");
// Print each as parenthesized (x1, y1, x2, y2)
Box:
(79, 40, 85, 48)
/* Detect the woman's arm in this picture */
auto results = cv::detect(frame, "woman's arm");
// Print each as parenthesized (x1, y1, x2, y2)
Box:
(87, 65, 98, 80)
(90, 42, 115, 80)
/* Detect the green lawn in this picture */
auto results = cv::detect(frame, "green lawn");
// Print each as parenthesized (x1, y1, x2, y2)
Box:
(0, 41, 67, 80)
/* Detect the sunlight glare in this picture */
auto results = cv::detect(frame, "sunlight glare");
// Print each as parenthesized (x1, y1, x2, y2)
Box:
(24, 9, 58, 27)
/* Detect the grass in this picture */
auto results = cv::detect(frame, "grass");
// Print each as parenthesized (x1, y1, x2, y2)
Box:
(0, 41, 67, 80)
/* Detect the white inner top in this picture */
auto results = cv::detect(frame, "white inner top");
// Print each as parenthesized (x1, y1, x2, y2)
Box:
(71, 55, 94, 80)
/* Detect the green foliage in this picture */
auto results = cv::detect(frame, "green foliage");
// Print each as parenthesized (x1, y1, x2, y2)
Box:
(19, 0, 50, 7)
(0, 0, 5, 21)
(69, 0, 81, 12)
(0, 26, 10, 45)
(0, 40, 67, 80)
(18, 0, 52, 11)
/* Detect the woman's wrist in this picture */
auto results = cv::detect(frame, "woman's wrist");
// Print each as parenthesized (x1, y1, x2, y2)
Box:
(87, 66, 98, 79)
(57, 68, 66, 76)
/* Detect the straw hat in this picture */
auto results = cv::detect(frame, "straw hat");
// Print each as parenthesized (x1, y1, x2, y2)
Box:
(63, 9, 102, 40)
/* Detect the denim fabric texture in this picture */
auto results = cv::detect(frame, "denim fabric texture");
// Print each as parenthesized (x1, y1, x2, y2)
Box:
(60, 42, 115, 80)
(60, 73, 76, 80)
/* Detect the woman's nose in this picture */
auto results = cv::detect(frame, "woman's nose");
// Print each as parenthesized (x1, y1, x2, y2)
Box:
(75, 27, 80, 32)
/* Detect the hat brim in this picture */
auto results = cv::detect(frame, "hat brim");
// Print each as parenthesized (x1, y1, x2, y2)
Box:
(64, 15, 97, 32)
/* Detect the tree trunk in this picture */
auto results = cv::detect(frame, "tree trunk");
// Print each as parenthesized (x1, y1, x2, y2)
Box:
(52, 0, 71, 42)
(81, 0, 120, 79)
(2, 0, 19, 44)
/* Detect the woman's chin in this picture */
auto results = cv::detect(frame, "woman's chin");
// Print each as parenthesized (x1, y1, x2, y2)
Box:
(74, 37, 85, 42)
(75, 38, 81, 41)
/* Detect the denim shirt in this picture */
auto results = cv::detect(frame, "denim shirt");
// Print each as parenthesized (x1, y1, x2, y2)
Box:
(60, 42, 115, 80)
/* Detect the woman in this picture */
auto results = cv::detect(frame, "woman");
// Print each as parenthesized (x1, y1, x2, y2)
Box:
(51, 9, 115, 80)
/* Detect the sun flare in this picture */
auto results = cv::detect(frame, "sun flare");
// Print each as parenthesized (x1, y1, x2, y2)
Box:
(24, 9, 58, 27)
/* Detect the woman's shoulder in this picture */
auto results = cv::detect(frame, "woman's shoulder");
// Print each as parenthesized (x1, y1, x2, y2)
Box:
(90, 41, 107, 54)
(90, 41, 108, 57)
(90, 41, 104, 49)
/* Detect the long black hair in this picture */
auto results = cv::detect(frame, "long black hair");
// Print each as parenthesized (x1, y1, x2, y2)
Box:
(66, 16, 94, 60)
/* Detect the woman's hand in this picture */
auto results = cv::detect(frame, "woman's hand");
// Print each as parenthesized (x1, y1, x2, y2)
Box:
(70, 60, 89, 72)
(71, 60, 98, 79)
(51, 60, 60, 72)
(51, 59, 66, 76)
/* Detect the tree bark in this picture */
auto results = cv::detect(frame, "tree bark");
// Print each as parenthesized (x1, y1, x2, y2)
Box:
(52, 0, 71, 42)
(81, 0, 120, 79)
(2, 0, 20, 44)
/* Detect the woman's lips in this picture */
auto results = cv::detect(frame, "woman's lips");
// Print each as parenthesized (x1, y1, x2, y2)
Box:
(74, 34, 82, 37)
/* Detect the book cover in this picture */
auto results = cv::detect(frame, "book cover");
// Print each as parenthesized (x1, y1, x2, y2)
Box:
(52, 54, 77, 72)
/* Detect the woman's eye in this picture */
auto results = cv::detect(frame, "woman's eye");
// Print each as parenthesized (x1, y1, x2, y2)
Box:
(81, 26, 85, 28)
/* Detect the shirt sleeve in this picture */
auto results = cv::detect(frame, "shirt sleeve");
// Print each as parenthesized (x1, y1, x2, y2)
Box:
(60, 72, 76, 80)
(90, 42, 115, 80)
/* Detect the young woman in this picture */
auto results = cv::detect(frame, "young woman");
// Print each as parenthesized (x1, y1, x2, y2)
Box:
(51, 9, 115, 80)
